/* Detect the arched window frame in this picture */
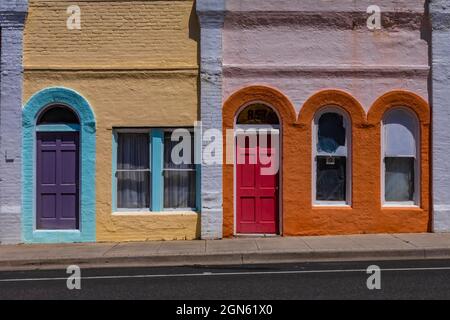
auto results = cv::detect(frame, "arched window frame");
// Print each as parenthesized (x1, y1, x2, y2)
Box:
(312, 106, 352, 206)
(381, 107, 420, 207)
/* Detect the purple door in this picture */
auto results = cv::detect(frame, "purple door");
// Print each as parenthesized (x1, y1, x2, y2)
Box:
(36, 132, 80, 230)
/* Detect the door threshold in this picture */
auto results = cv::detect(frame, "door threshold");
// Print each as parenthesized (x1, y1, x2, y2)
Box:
(234, 234, 281, 238)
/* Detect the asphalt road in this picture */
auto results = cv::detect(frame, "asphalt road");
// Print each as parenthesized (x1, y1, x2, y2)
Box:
(1, 259, 450, 300)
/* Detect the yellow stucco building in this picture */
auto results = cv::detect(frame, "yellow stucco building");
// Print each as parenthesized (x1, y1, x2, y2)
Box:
(23, 0, 200, 242)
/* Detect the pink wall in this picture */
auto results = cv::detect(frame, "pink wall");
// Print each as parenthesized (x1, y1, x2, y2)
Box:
(223, 0, 429, 112)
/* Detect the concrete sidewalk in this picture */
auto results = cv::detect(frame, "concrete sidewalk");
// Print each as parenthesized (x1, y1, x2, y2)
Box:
(1, 233, 450, 271)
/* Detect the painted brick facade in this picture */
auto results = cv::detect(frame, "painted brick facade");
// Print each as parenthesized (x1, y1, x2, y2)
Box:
(23, 0, 200, 242)
(0, 1, 28, 244)
(431, 0, 450, 232)
(1, 0, 449, 244)
(223, 0, 429, 111)
(197, 0, 225, 239)
(220, 0, 432, 237)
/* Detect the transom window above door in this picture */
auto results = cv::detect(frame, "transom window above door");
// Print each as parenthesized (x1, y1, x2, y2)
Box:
(37, 105, 80, 124)
(237, 103, 280, 125)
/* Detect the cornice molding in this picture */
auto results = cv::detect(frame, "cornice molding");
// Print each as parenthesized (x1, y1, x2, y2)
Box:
(224, 64, 430, 78)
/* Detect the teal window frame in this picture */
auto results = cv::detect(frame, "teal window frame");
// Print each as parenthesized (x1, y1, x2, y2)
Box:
(112, 127, 200, 212)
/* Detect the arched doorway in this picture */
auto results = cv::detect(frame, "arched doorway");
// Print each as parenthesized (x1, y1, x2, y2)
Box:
(23, 87, 96, 243)
(36, 105, 80, 230)
(235, 103, 281, 234)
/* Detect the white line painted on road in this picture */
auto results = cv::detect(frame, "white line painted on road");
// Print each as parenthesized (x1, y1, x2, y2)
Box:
(1, 266, 450, 283)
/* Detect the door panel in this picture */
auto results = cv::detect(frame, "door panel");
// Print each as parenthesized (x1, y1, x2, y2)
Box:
(36, 132, 80, 230)
(236, 133, 279, 234)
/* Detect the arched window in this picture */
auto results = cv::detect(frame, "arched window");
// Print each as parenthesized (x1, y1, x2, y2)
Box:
(37, 105, 79, 125)
(313, 107, 351, 204)
(382, 108, 419, 205)
(237, 103, 280, 125)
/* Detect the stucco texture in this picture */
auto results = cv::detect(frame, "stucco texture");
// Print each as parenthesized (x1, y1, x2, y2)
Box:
(221, 0, 431, 236)
(223, 86, 430, 237)
(23, 0, 200, 242)
(223, 0, 430, 111)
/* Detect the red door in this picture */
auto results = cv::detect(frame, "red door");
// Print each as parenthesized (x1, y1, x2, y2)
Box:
(236, 133, 279, 234)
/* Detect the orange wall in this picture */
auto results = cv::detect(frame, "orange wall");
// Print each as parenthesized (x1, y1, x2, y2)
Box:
(223, 86, 430, 237)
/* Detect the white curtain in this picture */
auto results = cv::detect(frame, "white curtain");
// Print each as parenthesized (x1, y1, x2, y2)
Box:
(164, 133, 196, 209)
(117, 133, 150, 209)
(385, 157, 414, 202)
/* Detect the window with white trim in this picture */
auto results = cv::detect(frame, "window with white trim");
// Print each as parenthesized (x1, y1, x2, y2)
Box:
(114, 128, 198, 212)
(116, 131, 151, 210)
(382, 108, 419, 205)
(313, 108, 351, 204)
(163, 130, 196, 210)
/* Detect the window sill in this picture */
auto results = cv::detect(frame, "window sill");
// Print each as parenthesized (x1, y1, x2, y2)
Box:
(313, 203, 352, 208)
(112, 211, 199, 217)
(382, 204, 420, 209)
(33, 230, 81, 233)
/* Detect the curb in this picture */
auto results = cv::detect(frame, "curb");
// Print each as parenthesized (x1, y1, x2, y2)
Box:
(2, 248, 450, 271)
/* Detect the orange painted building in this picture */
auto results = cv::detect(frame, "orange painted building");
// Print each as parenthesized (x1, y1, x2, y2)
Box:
(222, 87, 430, 237)
(197, 0, 432, 239)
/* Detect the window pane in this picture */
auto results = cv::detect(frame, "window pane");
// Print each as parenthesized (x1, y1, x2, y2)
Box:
(164, 132, 195, 169)
(316, 156, 346, 201)
(384, 109, 417, 156)
(117, 133, 149, 170)
(385, 157, 414, 202)
(317, 113, 346, 154)
(116, 133, 150, 209)
(163, 131, 196, 209)
(237, 103, 280, 125)
(38, 105, 79, 124)
(117, 171, 150, 208)
(164, 171, 196, 209)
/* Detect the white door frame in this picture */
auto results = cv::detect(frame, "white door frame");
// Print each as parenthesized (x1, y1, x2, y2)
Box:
(233, 123, 282, 236)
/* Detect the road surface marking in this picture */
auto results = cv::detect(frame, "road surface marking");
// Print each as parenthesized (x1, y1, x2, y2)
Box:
(1, 266, 450, 283)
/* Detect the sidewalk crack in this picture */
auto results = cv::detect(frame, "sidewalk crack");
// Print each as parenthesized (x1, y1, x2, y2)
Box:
(102, 243, 121, 257)
(391, 234, 418, 248)
(155, 241, 163, 254)
(254, 240, 260, 251)
(301, 239, 313, 250)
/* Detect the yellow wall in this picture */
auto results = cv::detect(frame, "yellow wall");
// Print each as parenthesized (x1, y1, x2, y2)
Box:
(23, 0, 201, 241)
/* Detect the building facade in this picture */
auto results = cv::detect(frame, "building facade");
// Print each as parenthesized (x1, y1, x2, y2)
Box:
(21, 0, 200, 243)
(1, 0, 449, 244)
(199, 0, 432, 238)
